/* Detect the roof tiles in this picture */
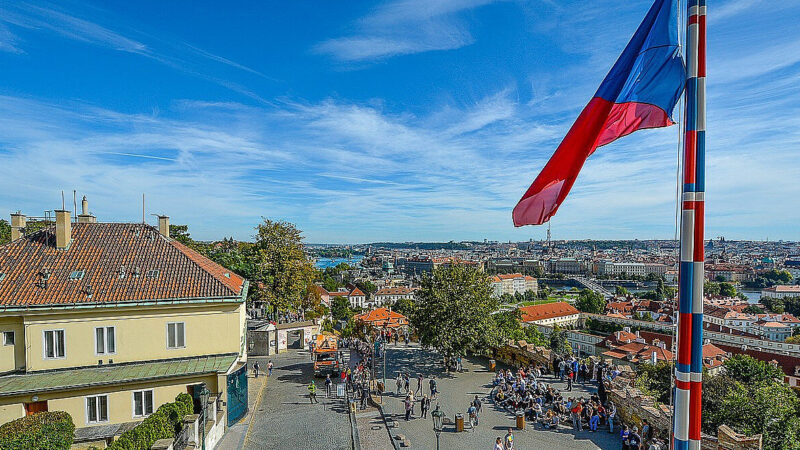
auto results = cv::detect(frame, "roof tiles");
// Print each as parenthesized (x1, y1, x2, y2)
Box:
(0, 223, 245, 308)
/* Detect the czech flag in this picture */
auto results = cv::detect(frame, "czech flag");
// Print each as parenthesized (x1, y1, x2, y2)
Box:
(513, 0, 685, 226)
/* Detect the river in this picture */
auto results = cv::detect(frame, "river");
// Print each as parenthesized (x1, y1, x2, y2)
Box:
(314, 255, 364, 269)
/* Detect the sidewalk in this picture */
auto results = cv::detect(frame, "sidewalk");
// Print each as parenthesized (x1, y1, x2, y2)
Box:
(356, 405, 394, 450)
(216, 369, 268, 450)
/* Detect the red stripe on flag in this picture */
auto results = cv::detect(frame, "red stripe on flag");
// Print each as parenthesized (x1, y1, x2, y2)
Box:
(684, 131, 697, 184)
(693, 202, 705, 262)
(675, 379, 691, 391)
(689, 14, 699, 25)
(678, 313, 693, 365)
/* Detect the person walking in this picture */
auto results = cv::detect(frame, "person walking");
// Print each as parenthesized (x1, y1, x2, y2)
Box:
(473, 395, 482, 415)
(404, 396, 413, 421)
(468, 403, 478, 430)
(608, 401, 616, 434)
(420, 395, 430, 418)
(361, 382, 369, 410)
(308, 381, 318, 404)
(570, 401, 583, 431)
(417, 373, 423, 393)
(504, 428, 514, 450)
(494, 437, 504, 450)
(404, 373, 410, 394)
(429, 377, 438, 400)
(325, 374, 333, 398)
(267, 360, 273, 377)
(566, 368, 573, 391)
(253, 361, 260, 378)
(396, 374, 403, 395)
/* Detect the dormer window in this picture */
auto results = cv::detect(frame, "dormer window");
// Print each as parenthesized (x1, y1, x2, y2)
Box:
(69, 270, 85, 281)
(146, 270, 160, 279)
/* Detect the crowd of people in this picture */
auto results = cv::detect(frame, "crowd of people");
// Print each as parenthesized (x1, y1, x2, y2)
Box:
(490, 357, 663, 450)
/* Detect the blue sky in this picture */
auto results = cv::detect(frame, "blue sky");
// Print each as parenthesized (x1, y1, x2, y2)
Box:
(1, 0, 799, 243)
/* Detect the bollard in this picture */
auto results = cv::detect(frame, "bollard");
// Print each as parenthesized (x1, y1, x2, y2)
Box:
(516, 411, 525, 430)
(455, 413, 465, 432)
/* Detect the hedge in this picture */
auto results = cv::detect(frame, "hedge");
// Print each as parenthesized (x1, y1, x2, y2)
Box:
(0, 410, 75, 449)
(108, 393, 194, 450)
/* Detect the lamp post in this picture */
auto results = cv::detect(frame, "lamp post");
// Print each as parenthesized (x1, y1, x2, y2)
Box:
(431, 403, 444, 450)
(199, 386, 210, 450)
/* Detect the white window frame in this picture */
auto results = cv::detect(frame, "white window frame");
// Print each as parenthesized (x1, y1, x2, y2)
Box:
(85, 394, 109, 424)
(94, 326, 116, 355)
(2, 331, 13, 346)
(132, 389, 154, 418)
(43, 329, 66, 359)
(166, 322, 185, 349)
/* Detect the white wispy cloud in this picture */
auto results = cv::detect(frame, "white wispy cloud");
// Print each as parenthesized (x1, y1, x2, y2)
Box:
(0, 3, 272, 99)
(315, 0, 499, 61)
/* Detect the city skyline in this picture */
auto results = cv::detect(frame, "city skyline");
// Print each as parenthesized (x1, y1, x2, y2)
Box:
(2, 0, 799, 243)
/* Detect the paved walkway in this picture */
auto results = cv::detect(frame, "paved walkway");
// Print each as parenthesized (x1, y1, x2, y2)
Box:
(379, 344, 620, 449)
(225, 349, 353, 450)
(216, 369, 267, 450)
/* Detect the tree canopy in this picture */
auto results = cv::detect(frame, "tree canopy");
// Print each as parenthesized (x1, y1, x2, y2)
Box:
(722, 354, 784, 385)
(575, 289, 606, 314)
(249, 219, 316, 312)
(0, 219, 10, 245)
(412, 264, 501, 359)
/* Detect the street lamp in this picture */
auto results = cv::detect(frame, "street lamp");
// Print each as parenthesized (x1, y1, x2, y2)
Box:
(431, 403, 444, 450)
(199, 386, 210, 450)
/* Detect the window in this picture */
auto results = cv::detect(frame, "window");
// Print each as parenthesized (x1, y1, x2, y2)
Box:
(43, 330, 65, 359)
(86, 395, 108, 423)
(69, 270, 85, 280)
(132, 390, 154, 417)
(167, 322, 185, 349)
(2, 331, 13, 346)
(95, 327, 116, 355)
(146, 270, 160, 279)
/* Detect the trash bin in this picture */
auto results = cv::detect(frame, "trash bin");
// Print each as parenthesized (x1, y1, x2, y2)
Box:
(516, 411, 525, 430)
(455, 413, 465, 432)
(490, 359, 496, 371)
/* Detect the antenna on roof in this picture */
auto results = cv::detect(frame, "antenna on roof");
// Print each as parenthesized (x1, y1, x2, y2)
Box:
(73, 190, 77, 223)
(142, 193, 145, 224)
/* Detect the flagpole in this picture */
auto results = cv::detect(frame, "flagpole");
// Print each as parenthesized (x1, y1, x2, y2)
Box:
(689, 2, 706, 449)
(673, 1, 704, 449)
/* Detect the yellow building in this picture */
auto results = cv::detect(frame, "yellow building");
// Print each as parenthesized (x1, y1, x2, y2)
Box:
(0, 208, 249, 440)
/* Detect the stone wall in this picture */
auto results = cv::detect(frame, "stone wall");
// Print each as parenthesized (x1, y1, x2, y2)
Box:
(493, 340, 553, 370)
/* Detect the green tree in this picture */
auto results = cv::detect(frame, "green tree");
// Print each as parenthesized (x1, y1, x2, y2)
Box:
(615, 285, 630, 297)
(331, 296, 353, 322)
(785, 335, 800, 344)
(635, 361, 673, 404)
(392, 297, 416, 318)
(412, 265, 500, 362)
(704, 281, 721, 296)
(723, 354, 784, 385)
(250, 219, 316, 312)
(719, 282, 737, 297)
(743, 304, 765, 314)
(0, 219, 10, 245)
(549, 326, 572, 357)
(355, 279, 377, 297)
(575, 289, 606, 314)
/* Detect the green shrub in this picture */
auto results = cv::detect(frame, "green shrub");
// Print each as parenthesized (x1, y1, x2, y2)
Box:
(0, 410, 75, 449)
(108, 393, 195, 450)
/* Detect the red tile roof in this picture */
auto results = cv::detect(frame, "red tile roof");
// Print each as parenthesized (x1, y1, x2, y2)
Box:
(375, 286, 413, 296)
(0, 223, 245, 308)
(354, 307, 408, 328)
(518, 302, 579, 323)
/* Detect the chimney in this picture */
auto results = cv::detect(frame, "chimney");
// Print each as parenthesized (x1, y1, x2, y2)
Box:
(77, 196, 97, 224)
(158, 215, 169, 238)
(55, 210, 72, 250)
(10, 212, 26, 241)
